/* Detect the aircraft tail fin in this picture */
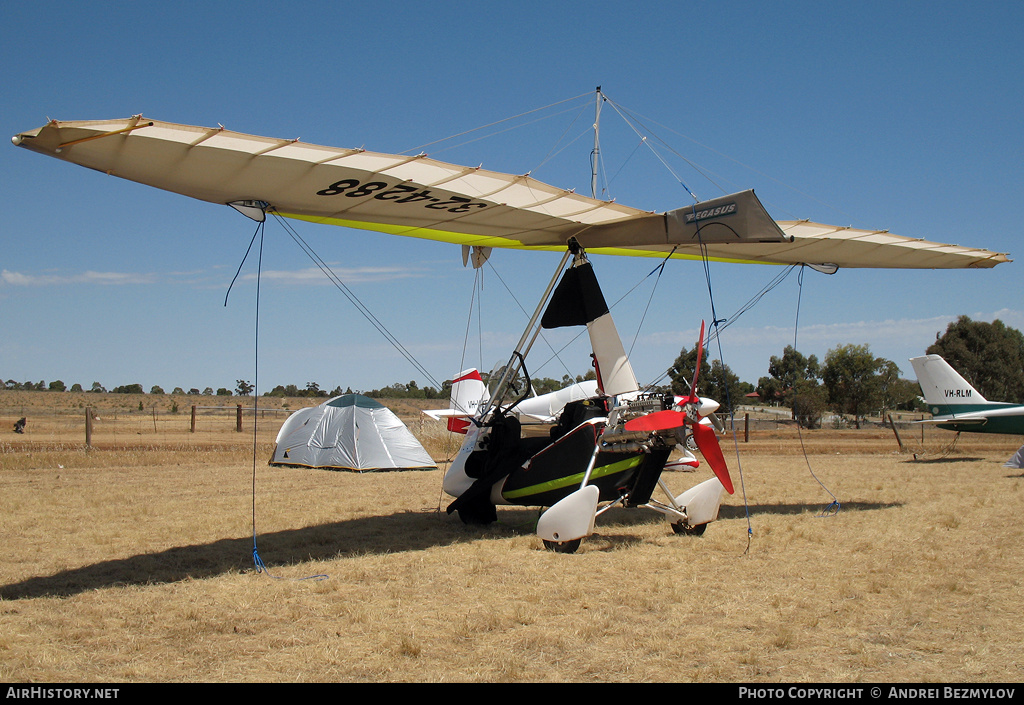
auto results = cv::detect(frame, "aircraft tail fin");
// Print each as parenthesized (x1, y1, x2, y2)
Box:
(422, 368, 489, 434)
(910, 354, 988, 407)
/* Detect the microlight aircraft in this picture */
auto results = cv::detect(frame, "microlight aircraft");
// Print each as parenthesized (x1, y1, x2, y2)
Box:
(12, 109, 1010, 550)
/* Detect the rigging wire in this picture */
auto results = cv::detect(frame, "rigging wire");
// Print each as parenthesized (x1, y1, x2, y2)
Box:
(601, 136, 647, 198)
(638, 263, 799, 392)
(457, 267, 483, 386)
(269, 210, 444, 392)
(793, 267, 841, 517)
(691, 220, 754, 554)
(260, 213, 466, 522)
(246, 222, 272, 575)
(600, 95, 700, 203)
(482, 258, 590, 383)
(483, 253, 675, 385)
(430, 268, 485, 514)
(400, 92, 593, 157)
(225, 217, 327, 580)
(531, 104, 592, 174)
(601, 94, 861, 223)
(703, 265, 799, 346)
(626, 248, 677, 360)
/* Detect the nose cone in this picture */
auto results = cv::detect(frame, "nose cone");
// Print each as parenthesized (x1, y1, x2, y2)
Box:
(697, 397, 720, 416)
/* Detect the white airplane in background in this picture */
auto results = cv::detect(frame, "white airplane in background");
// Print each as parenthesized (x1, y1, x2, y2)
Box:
(423, 363, 720, 475)
(910, 354, 1024, 436)
(423, 368, 599, 431)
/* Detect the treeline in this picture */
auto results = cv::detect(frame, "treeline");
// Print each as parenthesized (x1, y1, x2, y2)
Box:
(341, 371, 599, 401)
(8, 317, 1021, 427)
(4, 379, 312, 398)
(667, 316, 1024, 429)
(5, 370, 601, 402)
(3, 380, 244, 396)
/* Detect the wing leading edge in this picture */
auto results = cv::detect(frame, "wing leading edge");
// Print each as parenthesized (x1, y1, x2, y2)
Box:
(12, 117, 1010, 270)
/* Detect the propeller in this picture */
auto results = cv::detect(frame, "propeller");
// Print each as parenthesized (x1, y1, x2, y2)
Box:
(690, 421, 733, 494)
(624, 320, 734, 494)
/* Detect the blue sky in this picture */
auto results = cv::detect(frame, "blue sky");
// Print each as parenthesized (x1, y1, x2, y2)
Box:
(2, 1, 1021, 396)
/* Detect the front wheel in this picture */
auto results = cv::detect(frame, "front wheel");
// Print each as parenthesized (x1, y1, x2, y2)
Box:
(671, 521, 707, 536)
(543, 538, 582, 554)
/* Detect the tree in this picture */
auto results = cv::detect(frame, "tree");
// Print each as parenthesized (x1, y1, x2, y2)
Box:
(821, 344, 895, 428)
(757, 346, 822, 424)
(882, 376, 925, 412)
(235, 380, 254, 396)
(791, 378, 828, 429)
(927, 316, 1024, 403)
(150, 386, 165, 395)
(48, 380, 66, 392)
(90, 382, 106, 393)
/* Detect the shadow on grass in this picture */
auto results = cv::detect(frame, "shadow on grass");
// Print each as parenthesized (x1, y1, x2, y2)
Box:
(902, 456, 988, 464)
(1, 509, 533, 600)
(568, 500, 904, 552)
(2, 499, 902, 599)
(718, 499, 902, 519)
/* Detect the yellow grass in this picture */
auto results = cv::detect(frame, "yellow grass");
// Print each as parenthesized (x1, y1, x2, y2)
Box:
(2, 392, 1023, 682)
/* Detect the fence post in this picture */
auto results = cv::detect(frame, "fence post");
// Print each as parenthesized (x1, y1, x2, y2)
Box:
(888, 413, 905, 452)
(236, 404, 243, 432)
(744, 413, 749, 442)
(85, 407, 93, 448)
(190, 405, 197, 433)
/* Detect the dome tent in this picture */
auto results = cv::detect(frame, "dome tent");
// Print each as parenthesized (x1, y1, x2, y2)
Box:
(270, 394, 436, 472)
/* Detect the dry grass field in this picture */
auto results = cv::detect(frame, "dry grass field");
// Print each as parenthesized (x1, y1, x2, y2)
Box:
(2, 391, 1023, 683)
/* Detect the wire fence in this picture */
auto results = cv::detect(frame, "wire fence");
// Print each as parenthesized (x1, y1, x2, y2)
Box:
(3, 403, 294, 447)
(3, 397, 934, 450)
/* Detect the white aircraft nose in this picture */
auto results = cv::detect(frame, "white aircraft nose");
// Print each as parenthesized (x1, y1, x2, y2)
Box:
(697, 397, 720, 416)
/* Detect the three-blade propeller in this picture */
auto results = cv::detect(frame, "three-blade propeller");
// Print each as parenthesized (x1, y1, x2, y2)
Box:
(624, 321, 734, 494)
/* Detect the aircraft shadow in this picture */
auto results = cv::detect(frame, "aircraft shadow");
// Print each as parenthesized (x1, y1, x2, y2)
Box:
(1, 510, 522, 601)
(592, 500, 898, 528)
(2, 501, 903, 599)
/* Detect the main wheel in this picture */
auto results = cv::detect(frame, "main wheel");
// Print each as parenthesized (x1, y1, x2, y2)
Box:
(671, 521, 707, 536)
(543, 538, 582, 554)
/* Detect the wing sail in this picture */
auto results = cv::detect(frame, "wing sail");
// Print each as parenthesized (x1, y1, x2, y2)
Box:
(13, 117, 1010, 269)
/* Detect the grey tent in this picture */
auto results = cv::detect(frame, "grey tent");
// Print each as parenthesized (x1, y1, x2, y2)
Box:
(270, 394, 436, 472)
(1004, 445, 1024, 469)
